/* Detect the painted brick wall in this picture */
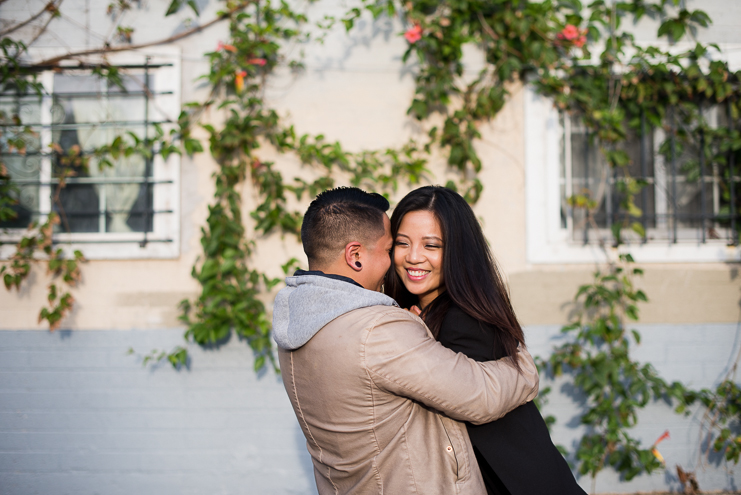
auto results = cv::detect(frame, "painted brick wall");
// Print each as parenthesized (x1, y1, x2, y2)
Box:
(0, 329, 315, 495)
(1, 323, 739, 494)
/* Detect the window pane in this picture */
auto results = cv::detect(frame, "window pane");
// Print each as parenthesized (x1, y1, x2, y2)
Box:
(565, 115, 658, 242)
(51, 71, 153, 234)
(0, 96, 42, 229)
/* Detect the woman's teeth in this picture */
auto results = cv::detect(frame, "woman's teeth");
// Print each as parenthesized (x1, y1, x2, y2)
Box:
(407, 269, 429, 277)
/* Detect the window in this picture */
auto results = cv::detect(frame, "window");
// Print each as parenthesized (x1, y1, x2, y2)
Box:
(0, 50, 180, 259)
(525, 84, 741, 264)
(560, 107, 736, 245)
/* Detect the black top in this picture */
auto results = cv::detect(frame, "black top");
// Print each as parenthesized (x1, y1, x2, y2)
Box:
(438, 305, 587, 495)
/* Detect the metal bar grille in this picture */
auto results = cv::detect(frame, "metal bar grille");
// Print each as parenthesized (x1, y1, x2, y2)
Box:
(640, 111, 648, 243)
(564, 107, 739, 245)
(670, 107, 678, 244)
(142, 58, 151, 248)
(729, 99, 738, 245)
(0, 64, 175, 246)
(583, 129, 590, 245)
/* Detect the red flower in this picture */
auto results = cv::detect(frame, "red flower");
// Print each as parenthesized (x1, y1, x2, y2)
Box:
(217, 41, 237, 53)
(404, 24, 423, 44)
(247, 58, 267, 66)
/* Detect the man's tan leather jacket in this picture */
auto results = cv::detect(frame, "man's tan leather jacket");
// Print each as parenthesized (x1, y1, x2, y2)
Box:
(279, 304, 539, 495)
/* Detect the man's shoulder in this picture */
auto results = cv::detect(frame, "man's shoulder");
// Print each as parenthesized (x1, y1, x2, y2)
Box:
(343, 304, 424, 327)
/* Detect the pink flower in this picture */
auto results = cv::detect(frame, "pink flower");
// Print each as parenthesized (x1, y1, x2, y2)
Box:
(558, 24, 580, 41)
(247, 58, 267, 66)
(557, 25, 588, 48)
(217, 41, 237, 53)
(404, 24, 422, 44)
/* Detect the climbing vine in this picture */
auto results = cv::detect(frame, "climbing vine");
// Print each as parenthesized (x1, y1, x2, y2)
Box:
(539, 254, 694, 487)
(2, 0, 741, 485)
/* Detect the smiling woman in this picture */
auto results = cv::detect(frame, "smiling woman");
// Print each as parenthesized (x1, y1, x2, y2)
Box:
(385, 186, 586, 495)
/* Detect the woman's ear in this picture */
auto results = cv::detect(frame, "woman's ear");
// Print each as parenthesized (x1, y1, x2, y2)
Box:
(345, 242, 362, 272)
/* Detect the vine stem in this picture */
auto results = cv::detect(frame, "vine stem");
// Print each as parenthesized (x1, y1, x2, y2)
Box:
(34, 0, 255, 66)
(0, 0, 62, 38)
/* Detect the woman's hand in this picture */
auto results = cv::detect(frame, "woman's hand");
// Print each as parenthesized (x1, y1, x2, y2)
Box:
(404, 305, 422, 316)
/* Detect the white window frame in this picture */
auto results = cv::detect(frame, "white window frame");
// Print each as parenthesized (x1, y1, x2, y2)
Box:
(525, 43, 741, 264)
(0, 47, 181, 260)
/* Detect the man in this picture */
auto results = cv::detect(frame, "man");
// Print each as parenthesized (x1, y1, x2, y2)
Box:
(273, 187, 539, 495)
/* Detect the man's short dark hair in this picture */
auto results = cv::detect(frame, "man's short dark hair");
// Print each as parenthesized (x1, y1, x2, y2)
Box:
(301, 187, 390, 268)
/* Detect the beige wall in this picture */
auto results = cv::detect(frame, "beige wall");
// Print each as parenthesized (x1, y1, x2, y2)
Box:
(1, 0, 740, 330)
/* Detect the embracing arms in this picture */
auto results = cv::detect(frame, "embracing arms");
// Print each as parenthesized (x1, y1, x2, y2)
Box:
(363, 309, 538, 425)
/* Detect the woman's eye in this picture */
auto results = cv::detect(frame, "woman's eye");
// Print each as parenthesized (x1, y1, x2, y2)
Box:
(394, 241, 407, 247)
(426, 244, 441, 249)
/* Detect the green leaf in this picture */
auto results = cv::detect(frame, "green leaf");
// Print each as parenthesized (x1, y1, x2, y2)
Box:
(165, 0, 183, 16)
(630, 222, 646, 237)
(186, 0, 200, 16)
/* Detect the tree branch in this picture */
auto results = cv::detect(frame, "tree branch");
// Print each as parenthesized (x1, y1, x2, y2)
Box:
(0, 0, 61, 38)
(34, 1, 253, 67)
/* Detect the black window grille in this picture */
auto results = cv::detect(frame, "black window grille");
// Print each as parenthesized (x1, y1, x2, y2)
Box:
(560, 106, 739, 245)
(0, 62, 175, 247)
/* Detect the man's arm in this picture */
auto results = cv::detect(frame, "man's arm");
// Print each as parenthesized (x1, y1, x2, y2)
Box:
(363, 309, 538, 425)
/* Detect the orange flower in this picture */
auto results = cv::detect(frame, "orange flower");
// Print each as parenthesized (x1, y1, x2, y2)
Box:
(234, 70, 247, 93)
(404, 24, 422, 44)
(650, 430, 670, 465)
(247, 58, 267, 66)
(654, 430, 670, 445)
(217, 41, 237, 53)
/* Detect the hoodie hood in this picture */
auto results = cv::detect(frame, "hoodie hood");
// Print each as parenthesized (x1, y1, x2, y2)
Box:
(272, 273, 398, 350)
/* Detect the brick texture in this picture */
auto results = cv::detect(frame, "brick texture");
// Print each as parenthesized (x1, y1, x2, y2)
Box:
(0, 324, 739, 494)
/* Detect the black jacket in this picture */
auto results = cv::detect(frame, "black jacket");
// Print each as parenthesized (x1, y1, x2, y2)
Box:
(438, 305, 587, 495)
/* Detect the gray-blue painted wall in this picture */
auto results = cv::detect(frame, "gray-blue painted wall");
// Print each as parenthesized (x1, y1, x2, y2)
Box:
(1, 324, 739, 494)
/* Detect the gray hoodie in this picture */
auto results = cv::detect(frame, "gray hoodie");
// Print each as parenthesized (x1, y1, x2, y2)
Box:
(272, 272, 398, 350)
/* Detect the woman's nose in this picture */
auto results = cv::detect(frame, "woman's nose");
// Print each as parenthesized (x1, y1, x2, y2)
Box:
(406, 245, 423, 263)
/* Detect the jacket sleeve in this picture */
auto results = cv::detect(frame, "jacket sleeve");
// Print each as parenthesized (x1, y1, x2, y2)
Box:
(363, 309, 539, 425)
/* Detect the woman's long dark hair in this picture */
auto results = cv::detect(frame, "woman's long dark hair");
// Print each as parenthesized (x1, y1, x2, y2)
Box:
(385, 186, 525, 370)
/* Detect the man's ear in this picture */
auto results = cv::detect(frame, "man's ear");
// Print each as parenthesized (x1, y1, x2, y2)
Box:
(345, 241, 362, 272)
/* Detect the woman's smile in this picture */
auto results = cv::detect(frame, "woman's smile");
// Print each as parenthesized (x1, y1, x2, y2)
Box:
(406, 268, 431, 280)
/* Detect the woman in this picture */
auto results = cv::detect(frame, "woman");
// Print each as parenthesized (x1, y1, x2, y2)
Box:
(385, 186, 586, 495)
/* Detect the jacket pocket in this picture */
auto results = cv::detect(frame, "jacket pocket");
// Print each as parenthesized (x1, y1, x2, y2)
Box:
(439, 417, 470, 482)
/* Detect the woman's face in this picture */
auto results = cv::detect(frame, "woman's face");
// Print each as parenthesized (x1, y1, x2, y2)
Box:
(393, 210, 444, 309)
